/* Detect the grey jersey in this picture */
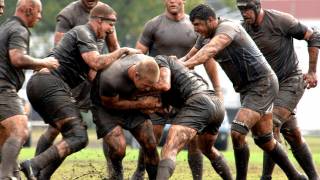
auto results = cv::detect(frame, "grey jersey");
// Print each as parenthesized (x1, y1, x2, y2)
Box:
(242, 10, 308, 81)
(196, 19, 273, 92)
(93, 54, 145, 103)
(55, 0, 90, 33)
(51, 24, 101, 88)
(139, 14, 197, 58)
(0, 16, 30, 90)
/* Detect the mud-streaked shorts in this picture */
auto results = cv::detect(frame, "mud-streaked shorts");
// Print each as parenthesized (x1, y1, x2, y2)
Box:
(0, 89, 25, 121)
(275, 72, 305, 113)
(173, 92, 225, 135)
(27, 73, 82, 124)
(240, 74, 279, 114)
(91, 103, 150, 139)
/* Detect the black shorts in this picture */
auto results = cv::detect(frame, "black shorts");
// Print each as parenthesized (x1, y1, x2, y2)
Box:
(173, 93, 225, 134)
(26, 73, 82, 124)
(0, 89, 25, 121)
(275, 72, 305, 113)
(71, 80, 92, 112)
(91, 104, 150, 138)
(240, 74, 279, 114)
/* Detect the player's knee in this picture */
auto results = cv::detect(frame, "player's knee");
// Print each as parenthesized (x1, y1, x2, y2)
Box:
(280, 116, 302, 144)
(61, 119, 88, 153)
(253, 132, 273, 148)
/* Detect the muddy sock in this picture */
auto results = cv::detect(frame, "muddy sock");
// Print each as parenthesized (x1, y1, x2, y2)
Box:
(37, 157, 65, 180)
(12, 159, 21, 179)
(31, 145, 60, 173)
(234, 144, 249, 180)
(109, 158, 123, 180)
(156, 159, 175, 180)
(131, 148, 145, 180)
(267, 142, 300, 179)
(211, 155, 233, 180)
(35, 134, 53, 156)
(260, 152, 275, 180)
(188, 152, 203, 180)
(292, 143, 319, 180)
(103, 142, 116, 178)
(0, 137, 22, 178)
(145, 164, 157, 180)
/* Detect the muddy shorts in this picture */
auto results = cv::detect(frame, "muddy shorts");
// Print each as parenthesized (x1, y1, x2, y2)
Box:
(26, 73, 82, 124)
(240, 74, 279, 114)
(91, 104, 150, 138)
(274, 72, 305, 113)
(173, 93, 225, 135)
(0, 89, 25, 121)
(71, 80, 92, 112)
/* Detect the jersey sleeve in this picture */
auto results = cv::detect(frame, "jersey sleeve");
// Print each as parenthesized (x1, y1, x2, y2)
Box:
(155, 55, 170, 68)
(215, 21, 239, 41)
(9, 27, 29, 52)
(138, 18, 157, 47)
(277, 11, 307, 40)
(194, 36, 207, 49)
(55, 15, 73, 33)
(76, 28, 99, 53)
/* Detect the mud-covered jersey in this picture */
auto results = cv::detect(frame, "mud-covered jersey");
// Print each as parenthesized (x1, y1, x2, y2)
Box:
(242, 9, 308, 81)
(195, 19, 273, 92)
(92, 54, 145, 105)
(51, 24, 100, 88)
(55, 0, 90, 33)
(155, 55, 209, 108)
(0, 16, 30, 90)
(138, 14, 197, 58)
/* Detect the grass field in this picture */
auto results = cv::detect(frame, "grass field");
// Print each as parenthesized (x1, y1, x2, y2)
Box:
(18, 128, 320, 180)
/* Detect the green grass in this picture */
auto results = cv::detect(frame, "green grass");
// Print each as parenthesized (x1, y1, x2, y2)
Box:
(18, 129, 320, 180)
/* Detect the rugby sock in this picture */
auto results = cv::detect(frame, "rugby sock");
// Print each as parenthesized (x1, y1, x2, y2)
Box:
(260, 152, 275, 180)
(156, 159, 175, 180)
(188, 152, 203, 180)
(233, 144, 249, 180)
(292, 143, 319, 179)
(37, 157, 65, 180)
(13, 161, 21, 179)
(145, 164, 157, 180)
(31, 145, 60, 172)
(0, 137, 21, 178)
(267, 142, 302, 179)
(35, 134, 53, 156)
(103, 142, 115, 177)
(211, 155, 233, 180)
(131, 149, 146, 180)
(109, 158, 123, 180)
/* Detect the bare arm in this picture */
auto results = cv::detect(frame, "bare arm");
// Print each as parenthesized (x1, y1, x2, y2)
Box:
(105, 30, 120, 52)
(303, 28, 318, 89)
(152, 67, 171, 92)
(135, 41, 149, 54)
(9, 49, 59, 70)
(183, 34, 232, 69)
(54, 32, 65, 46)
(81, 47, 141, 71)
(101, 95, 161, 110)
(204, 59, 223, 100)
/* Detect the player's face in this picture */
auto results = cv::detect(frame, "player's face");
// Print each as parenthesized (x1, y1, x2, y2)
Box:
(164, 0, 185, 15)
(26, 0, 42, 27)
(0, 0, 5, 16)
(238, 7, 256, 25)
(98, 14, 116, 39)
(81, 0, 99, 10)
(192, 19, 214, 38)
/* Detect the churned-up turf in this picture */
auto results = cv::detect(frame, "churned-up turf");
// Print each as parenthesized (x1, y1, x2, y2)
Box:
(19, 129, 320, 180)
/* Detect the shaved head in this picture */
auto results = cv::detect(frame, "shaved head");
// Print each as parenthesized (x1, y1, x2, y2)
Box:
(136, 57, 160, 84)
(90, 3, 116, 20)
(15, 0, 42, 27)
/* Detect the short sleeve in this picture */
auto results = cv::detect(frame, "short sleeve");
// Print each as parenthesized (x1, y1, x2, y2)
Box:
(215, 21, 239, 41)
(76, 28, 99, 53)
(194, 36, 208, 49)
(55, 15, 73, 33)
(138, 18, 158, 47)
(9, 27, 29, 52)
(277, 11, 307, 40)
(155, 55, 170, 68)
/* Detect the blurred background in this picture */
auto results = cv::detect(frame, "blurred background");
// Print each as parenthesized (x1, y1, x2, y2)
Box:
(0, 0, 319, 147)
